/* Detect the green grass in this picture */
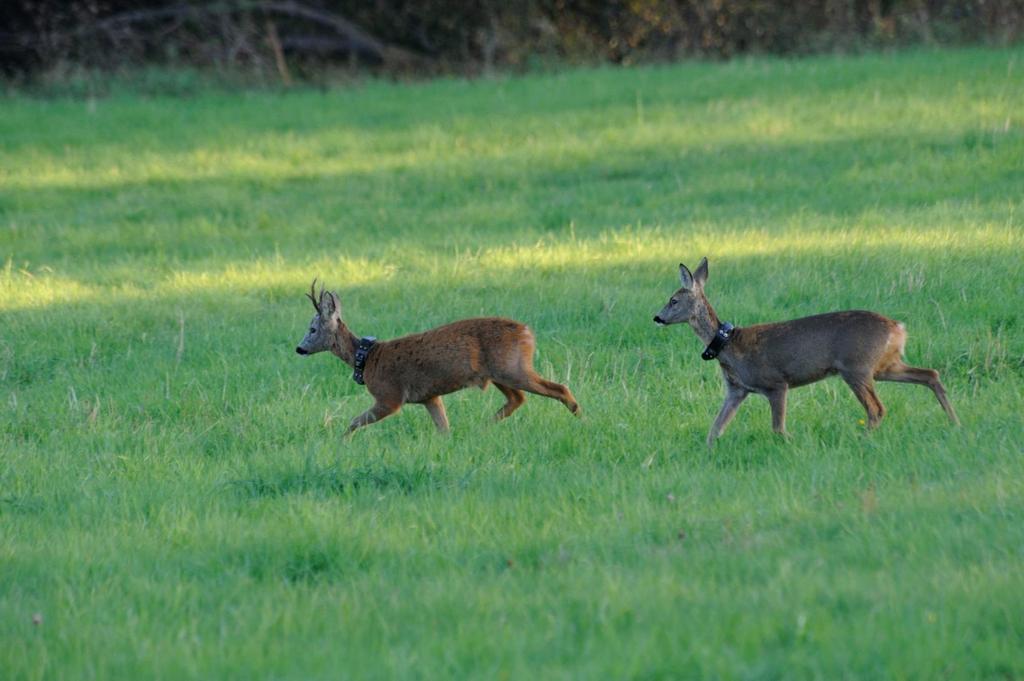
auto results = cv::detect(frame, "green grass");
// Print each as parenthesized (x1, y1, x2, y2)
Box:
(2, 47, 1023, 679)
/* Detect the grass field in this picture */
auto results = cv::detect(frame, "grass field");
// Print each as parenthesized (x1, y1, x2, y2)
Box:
(2, 47, 1023, 679)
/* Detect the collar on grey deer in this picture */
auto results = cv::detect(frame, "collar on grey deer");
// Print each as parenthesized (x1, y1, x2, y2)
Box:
(701, 322, 735, 361)
(352, 337, 377, 385)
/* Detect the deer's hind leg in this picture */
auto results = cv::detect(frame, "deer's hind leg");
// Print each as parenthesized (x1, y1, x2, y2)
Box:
(841, 372, 885, 428)
(875, 362, 960, 425)
(503, 331, 580, 416)
(504, 372, 580, 416)
(493, 383, 526, 421)
(345, 400, 401, 436)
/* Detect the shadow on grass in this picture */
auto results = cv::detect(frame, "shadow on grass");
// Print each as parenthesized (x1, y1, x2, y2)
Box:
(0, 494, 46, 516)
(4, 129, 1021, 265)
(224, 460, 448, 499)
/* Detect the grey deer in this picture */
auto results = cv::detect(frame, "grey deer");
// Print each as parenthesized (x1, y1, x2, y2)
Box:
(653, 258, 959, 446)
(296, 281, 580, 435)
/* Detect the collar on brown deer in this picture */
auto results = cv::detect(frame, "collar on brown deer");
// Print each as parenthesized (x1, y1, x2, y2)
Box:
(701, 322, 735, 361)
(352, 337, 377, 384)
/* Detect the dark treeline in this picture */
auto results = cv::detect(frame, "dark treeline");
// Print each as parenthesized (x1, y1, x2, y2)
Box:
(2, 1, 1022, 82)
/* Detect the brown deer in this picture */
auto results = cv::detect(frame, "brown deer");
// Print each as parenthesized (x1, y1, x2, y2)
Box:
(653, 258, 959, 446)
(296, 281, 580, 435)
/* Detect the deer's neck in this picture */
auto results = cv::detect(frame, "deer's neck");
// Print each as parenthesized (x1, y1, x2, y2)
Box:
(689, 295, 721, 346)
(330, 328, 360, 367)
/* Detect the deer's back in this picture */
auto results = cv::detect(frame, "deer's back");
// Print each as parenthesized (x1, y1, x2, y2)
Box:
(366, 317, 533, 401)
(726, 310, 901, 388)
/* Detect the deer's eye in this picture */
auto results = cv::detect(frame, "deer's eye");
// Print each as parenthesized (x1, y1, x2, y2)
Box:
(670, 299, 678, 305)
(309, 327, 315, 334)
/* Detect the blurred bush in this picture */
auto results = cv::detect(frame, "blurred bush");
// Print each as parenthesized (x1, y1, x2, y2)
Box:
(2, 1, 1021, 83)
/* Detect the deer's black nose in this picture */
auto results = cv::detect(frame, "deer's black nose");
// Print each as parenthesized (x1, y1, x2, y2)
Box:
(653, 316, 665, 324)
(295, 346, 308, 355)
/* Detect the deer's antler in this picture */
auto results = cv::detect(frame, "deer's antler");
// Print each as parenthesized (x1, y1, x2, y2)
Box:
(306, 278, 322, 314)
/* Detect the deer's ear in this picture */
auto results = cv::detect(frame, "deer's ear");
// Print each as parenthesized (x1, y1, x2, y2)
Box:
(679, 263, 695, 290)
(327, 291, 342, 319)
(693, 257, 709, 287)
(320, 290, 341, 319)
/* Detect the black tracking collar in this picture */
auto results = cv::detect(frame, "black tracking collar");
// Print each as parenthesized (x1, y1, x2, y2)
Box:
(701, 322, 735, 361)
(352, 337, 377, 384)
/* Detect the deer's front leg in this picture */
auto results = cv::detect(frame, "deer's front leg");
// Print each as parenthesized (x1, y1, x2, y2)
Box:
(707, 386, 748, 447)
(345, 401, 401, 437)
(766, 386, 788, 437)
(423, 396, 450, 434)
